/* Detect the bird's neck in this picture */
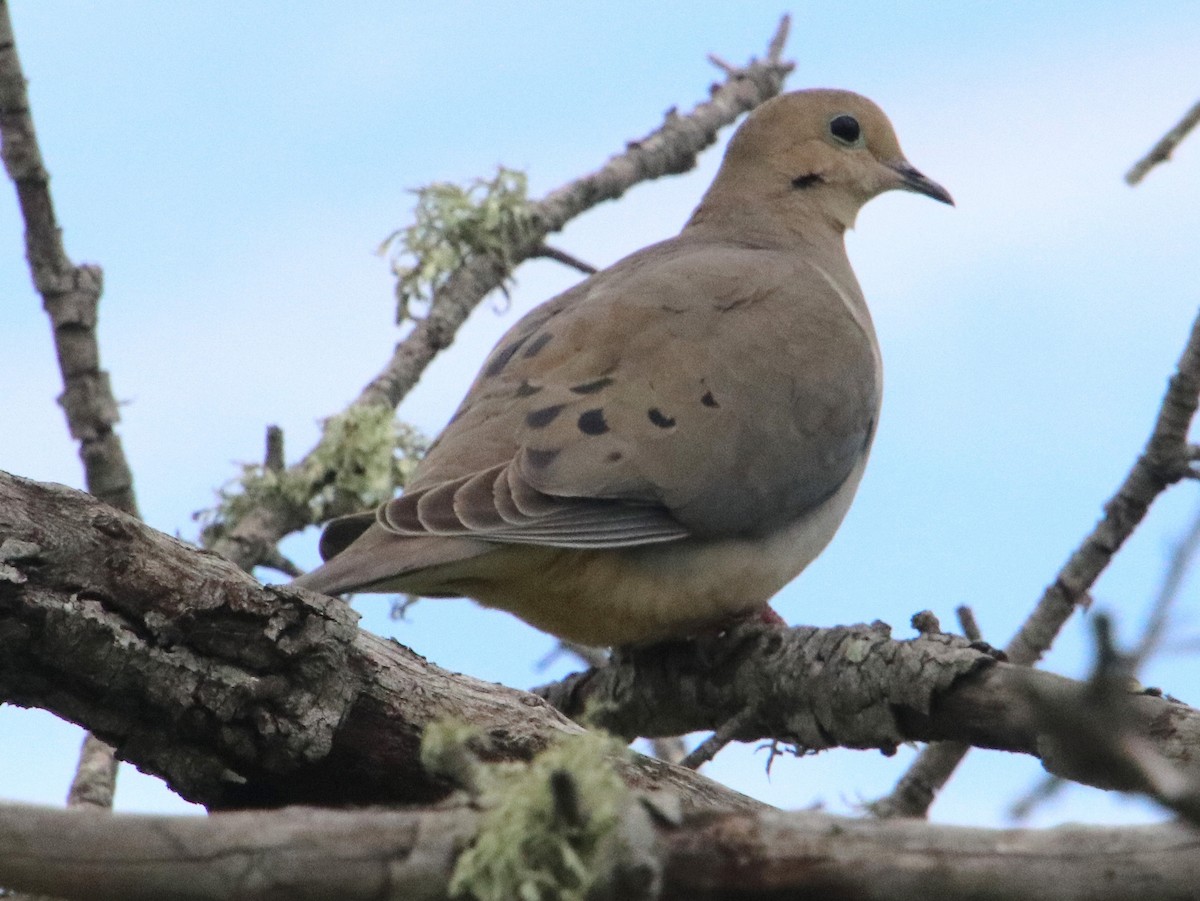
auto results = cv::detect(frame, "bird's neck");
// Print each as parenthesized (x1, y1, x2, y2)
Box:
(681, 201, 851, 263)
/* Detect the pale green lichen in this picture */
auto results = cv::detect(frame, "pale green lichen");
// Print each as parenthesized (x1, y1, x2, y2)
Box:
(422, 722, 631, 901)
(197, 406, 426, 541)
(380, 166, 540, 323)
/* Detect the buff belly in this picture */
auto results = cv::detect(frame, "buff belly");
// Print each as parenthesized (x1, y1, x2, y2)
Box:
(402, 455, 868, 647)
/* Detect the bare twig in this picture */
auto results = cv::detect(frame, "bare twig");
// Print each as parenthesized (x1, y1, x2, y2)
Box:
(1125, 97, 1200, 186)
(531, 244, 597, 275)
(956, 605, 982, 642)
(1133, 491, 1200, 665)
(0, 2, 138, 519)
(680, 709, 755, 770)
(263, 425, 285, 474)
(874, 306, 1200, 818)
(206, 16, 795, 573)
(0, 0, 133, 815)
(1028, 614, 1200, 827)
(1008, 774, 1067, 822)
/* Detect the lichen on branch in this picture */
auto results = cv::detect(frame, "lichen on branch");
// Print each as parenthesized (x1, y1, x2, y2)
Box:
(423, 722, 634, 901)
(380, 166, 539, 323)
(196, 407, 426, 543)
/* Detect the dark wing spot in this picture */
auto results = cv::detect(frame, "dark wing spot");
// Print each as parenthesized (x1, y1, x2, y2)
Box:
(515, 380, 542, 398)
(570, 377, 614, 395)
(791, 173, 825, 189)
(701, 391, 719, 408)
(607, 451, 623, 463)
(525, 447, 560, 469)
(577, 408, 610, 435)
(522, 332, 553, 358)
(526, 404, 566, 428)
(647, 408, 676, 429)
(484, 334, 531, 377)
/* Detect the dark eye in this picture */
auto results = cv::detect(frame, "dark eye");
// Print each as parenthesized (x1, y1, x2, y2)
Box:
(829, 114, 861, 145)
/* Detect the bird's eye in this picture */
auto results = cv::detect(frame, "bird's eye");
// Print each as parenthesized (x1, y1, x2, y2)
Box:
(829, 114, 861, 145)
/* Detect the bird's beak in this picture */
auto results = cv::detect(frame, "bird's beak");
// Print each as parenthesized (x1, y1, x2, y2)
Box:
(887, 160, 954, 206)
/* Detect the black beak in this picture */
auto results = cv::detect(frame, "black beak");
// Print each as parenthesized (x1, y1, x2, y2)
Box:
(888, 160, 955, 206)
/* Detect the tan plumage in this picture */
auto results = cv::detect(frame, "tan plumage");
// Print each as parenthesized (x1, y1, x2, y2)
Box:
(292, 89, 952, 645)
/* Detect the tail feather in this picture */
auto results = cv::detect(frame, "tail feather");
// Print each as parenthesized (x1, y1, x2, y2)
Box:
(291, 522, 492, 596)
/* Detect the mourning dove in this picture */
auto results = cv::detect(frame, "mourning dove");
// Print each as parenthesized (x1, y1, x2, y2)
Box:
(292, 89, 951, 646)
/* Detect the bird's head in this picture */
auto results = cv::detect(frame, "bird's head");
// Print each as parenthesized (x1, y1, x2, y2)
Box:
(690, 88, 952, 236)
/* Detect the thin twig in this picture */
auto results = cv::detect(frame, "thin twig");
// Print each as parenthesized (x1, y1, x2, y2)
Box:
(1125, 97, 1200, 186)
(264, 425, 285, 473)
(208, 17, 795, 573)
(0, 0, 132, 814)
(680, 708, 756, 770)
(1027, 614, 1200, 827)
(257, 546, 302, 579)
(532, 244, 597, 275)
(0, 2, 138, 519)
(874, 306, 1200, 818)
(1011, 496, 1200, 822)
(1133, 491, 1200, 665)
(956, 605, 982, 642)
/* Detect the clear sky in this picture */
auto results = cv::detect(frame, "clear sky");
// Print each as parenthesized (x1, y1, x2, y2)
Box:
(2, 2, 1199, 828)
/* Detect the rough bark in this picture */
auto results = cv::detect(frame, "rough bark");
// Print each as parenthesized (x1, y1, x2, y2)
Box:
(3, 471, 1199, 813)
(0, 471, 756, 812)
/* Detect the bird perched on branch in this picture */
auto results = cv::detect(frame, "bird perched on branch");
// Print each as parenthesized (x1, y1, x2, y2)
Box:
(292, 89, 952, 646)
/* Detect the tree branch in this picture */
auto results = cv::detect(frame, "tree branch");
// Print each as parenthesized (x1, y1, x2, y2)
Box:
(4, 471, 1200, 810)
(874, 304, 1200, 817)
(0, 0, 139, 816)
(533, 621, 1200, 793)
(0, 0, 138, 518)
(0, 801, 1196, 901)
(0, 470, 757, 814)
(205, 16, 795, 573)
(1125, 97, 1200, 185)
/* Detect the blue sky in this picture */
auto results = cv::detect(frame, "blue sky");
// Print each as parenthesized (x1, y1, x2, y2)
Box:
(2, 2, 1199, 827)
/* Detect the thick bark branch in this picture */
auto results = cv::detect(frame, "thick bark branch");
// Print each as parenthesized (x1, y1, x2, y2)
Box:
(4, 471, 1199, 810)
(206, 17, 794, 572)
(0, 471, 755, 813)
(0, 801, 1196, 901)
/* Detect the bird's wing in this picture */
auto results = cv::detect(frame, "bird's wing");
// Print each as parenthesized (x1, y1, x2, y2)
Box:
(353, 240, 879, 550)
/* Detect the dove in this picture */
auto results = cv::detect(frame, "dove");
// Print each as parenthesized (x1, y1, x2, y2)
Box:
(292, 89, 952, 646)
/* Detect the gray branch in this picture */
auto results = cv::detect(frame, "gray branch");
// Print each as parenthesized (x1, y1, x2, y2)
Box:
(0, 801, 1196, 901)
(0, 0, 140, 818)
(873, 305, 1200, 817)
(533, 620, 1200, 793)
(0, 0, 138, 518)
(1125, 97, 1200, 185)
(0, 470, 758, 814)
(4, 471, 1200, 809)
